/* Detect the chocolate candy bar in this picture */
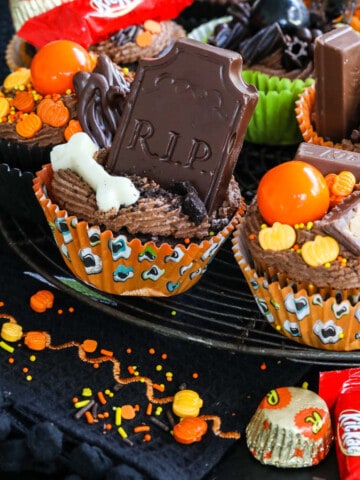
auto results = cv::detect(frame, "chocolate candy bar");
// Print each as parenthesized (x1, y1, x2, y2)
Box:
(295, 142, 360, 180)
(106, 38, 258, 214)
(314, 25, 360, 143)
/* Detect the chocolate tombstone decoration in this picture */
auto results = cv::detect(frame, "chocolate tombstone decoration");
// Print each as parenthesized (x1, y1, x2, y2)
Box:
(106, 38, 258, 214)
(295, 142, 360, 181)
(314, 26, 360, 143)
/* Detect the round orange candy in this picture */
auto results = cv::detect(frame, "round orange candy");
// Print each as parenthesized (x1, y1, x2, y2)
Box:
(257, 161, 330, 226)
(30, 40, 94, 95)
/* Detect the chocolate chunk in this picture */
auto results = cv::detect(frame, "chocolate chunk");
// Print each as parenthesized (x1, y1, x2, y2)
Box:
(295, 142, 360, 181)
(106, 38, 258, 214)
(314, 26, 360, 143)
(317, 191, 360, 255)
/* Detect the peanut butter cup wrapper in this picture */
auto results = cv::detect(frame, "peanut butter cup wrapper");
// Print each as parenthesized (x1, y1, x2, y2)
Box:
(246, 386, 333, 468)
(232, 220, 360, 351)
(34, 163, 244, 296)
(295, 85, 343, 148)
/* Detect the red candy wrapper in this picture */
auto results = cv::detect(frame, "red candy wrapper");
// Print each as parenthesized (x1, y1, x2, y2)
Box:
(17, 0, 193, 48)
(319, 367, 360, 480)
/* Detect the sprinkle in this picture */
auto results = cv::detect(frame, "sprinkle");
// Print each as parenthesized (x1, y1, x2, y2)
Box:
(248, 233, 256, 240)
(82, 387, 92, 397)
(155, 406, 163, 416)
(156, 364, 163, 371)
(74, 399, 95, 420)
(153, 383, 164, 392)
(93, 363, 99, 369)
(133, 425, 150, 433)
(149, 416, 170, 432)
(148, 348, 155, 355)
(260, 362, 267, 371)
(302, 382, 309, 389)
(26, 375, 32, 381)
(22, 366, 29, 373)
(74, 399, 91, 409)
(161, 353, 168, 360)
(8, 357, 14, 364)
(100, 348, 113, 357)
(115, 407, 122, 426)
(97, 391, 107, 405)
(85, 410, 95, 424)
(118, 426, 128, 438)
(122, 437, 134, 447)
(166, 410, 176, 427)
(57, 309, 63, 315)
(104, 423, 112, 431)
(29, 355, 36, 362)
(126, 347, 132, 354)
(146, 403, 153, 416)
(192, 372, 199, 379)
(68, 307, 75, 313)
(306, 221, 313, 230)
(143, 433, 152, 442)
(121, 404, 136, 420)
(0, 340, 14, 353)
(324, 262, 331, 268)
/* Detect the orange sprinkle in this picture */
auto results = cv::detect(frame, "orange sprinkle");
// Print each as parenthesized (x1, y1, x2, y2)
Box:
(85, 410, 95, 424)
(184, 237, 190, 244)
(72, 397, 79, 404)
(134, 404, 140, 412)
(135, 31, 153, 47)
(192, 372, 199, 379)
(82, 339, 98, 353)
(153, 383, 165, 392)
(36, 97, 70, 127)
(22, 367, 29, 373)
(249, 233, 256, 240)
(68, 307, 75, 313)
(64, 119, 82, 141)
(103, 411, 110, 419)
(57, 309, 63, 315)
(121, 404, 136, 420)
(97, 391, 107, 405)
(260, 362, 267, 370)
(8, 357, 14, 364)
(148, 347, 155, 355)
(104, 423, 112, 431)
(143, 19, 162, 34)
(143, 434, 152, 442)
(100, 348, 113, 357)
(93, 363, 99, 369)
(0, 301, 4, 307)
(128, 365, 135, 374)
(30, 289, 54, 313)
(146, 403, 153, 416)
(161, 353, 168, 360)
(15, 112, 42, 138)
(126, 347, 132, 354)
(134, 425, 150, 433)
(12, 90, 35, 113)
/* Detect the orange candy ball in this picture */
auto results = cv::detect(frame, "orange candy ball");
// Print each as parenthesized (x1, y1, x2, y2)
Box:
(257, 160, 330, 226)
(30, 40, 95, 95)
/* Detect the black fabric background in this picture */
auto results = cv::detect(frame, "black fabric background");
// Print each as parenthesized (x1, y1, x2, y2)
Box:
(0, 2, 314, 479)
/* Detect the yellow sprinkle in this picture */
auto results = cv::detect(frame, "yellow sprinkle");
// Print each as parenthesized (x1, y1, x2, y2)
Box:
(275, 325, 281, 331)
(82, 387, 92, 397)
(0, 340, 14, 353)
(156, 365, 163, 371)
(74, 399, 91, 409)
(306, 221, 313, 230)
(324, 262, 331, 268)
(165, 371, 173, 377)
(134, 371, 140, 376)
(118, 426, 128, 438)
(260, 223, 267, 229)
(115, 407, 122, 426)
(29, 355, 36, 362)
(155, 406, 163, 416)
(171, 310, 176, 316)
(122, 67, 129, 74)
(339, 332, 345, 339)
(302, 382, 309, 389)
(26, 375, 32, 381)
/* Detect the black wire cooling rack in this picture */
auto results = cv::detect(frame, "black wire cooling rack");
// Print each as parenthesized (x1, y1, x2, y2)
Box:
(2, 142, 360, 367)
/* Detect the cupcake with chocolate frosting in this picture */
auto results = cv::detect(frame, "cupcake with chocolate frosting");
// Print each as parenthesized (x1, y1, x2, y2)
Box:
(33, 38, 257, 296)
(232, 144, 360, 351)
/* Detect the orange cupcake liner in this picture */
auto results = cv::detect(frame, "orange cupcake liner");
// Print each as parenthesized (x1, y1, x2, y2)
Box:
(33, 163, 244, 296)
(295, 85, 343, 149)
(232, 220, 360, 351)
